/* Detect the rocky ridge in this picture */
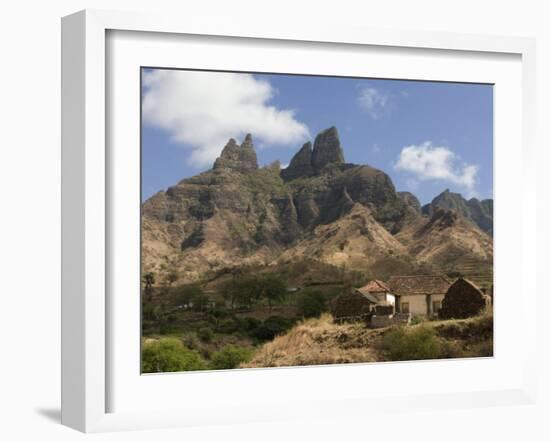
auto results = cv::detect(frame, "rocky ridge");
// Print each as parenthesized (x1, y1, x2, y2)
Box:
(422, 189, 493, 236)
(142, 127, 493, 283)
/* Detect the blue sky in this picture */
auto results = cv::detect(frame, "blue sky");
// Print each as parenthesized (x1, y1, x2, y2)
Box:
(141, 68, 493, 205)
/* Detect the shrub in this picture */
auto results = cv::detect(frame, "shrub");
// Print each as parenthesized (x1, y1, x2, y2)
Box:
(465, 338, 493, 357)
(209, 345, 253, 370)
(141, 338, 207, 373)
(379, 326, 443, 361)
(243, 317, 261, 331)
(182, 332, 200, 350)
(296, 290, 327, 318)
(252, 316, 294, 341)
(197, 326, 214, 342)
(410, 315, 427, 325)
(216, 318, 239, 334)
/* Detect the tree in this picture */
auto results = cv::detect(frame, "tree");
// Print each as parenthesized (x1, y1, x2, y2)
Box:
(220, 278, 238, 309)
(142, 272, 155, 302)
(234, 276, 260, 308)
(258, 274, 287, 310)
(297, 290, 327, 318)
(191, 292, 210, 312)
(174, 285, 203, 307)
(220, 275, 259, 309)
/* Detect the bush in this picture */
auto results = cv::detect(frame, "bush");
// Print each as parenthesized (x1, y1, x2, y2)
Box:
(209, 345, 253, 370)
(182, 332, 200, 350)
(141, 338, 207, 373)
(252, 316, 294, 341)
(410, 315, 427, 325)
(243, 317, 261, 331)
(379, 326, 443, 361)
(197, 327, 214, 342)
(216, 318, 239, 334)
(296, 290, 327, 318)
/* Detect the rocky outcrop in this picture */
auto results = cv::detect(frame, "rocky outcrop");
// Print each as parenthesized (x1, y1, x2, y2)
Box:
(282, 127, 345, 181)
(397, 191, 421, 213)
(142, 126, 492, 284)
(311, 126, 345, 170)
(422, 189, 493, 235)
(213, 134, 259, 172)
(281, 142, 314, 181)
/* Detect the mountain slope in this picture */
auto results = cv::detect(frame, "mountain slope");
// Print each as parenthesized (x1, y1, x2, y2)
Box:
(422, 189, 493, 236)
(396, 208, 493, 279)
(142, 127, 492, 284)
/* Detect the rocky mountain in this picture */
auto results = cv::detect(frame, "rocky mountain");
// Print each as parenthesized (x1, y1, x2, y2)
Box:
(397, 191, 421, 213)
(422, 189, 493, 236)
(142, 127, 493, 284)
(396, 208, 493, 278)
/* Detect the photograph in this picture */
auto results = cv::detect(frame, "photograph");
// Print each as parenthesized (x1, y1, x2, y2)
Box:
(140, 68, 494, 373)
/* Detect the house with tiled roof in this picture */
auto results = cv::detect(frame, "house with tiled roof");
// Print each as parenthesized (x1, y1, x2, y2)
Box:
(331, 279, 397, 323)
(356, 279, 396, 307)
(386, 275, 452, 317)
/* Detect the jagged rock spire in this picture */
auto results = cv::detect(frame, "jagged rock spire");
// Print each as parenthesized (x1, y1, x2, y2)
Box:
(282, 127, 346, 181)
(281, 142, 314, 181)
(311, 126, 345, 169)
(213, 134, 259, 172)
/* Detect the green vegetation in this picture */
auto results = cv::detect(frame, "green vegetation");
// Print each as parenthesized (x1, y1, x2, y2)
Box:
(379, 326, 444, 361)
(141, 337, 253, 373)
(259, 274, 288, 309)
(142, 257, 494, 373)
(378, 313, 493, 361)
(210, 345, 253, 370)
(410, 315, 427, 325)
(197, 326, 214, 342)
(142, 338, 207, 373)
(251, 316, 294, 340)
(296, 290, 327, 318)
(142, 272, 155, 302)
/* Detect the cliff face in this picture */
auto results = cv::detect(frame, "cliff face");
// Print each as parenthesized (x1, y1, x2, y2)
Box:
(213, 134, 258, 173)
(142, 127, 493, 284)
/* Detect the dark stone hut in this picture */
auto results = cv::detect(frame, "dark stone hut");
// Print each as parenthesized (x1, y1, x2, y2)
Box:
(439, 278, 490, 319)
(331, 289, 377, 323)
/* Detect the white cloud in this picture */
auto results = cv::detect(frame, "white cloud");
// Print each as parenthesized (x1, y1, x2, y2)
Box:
(371, 143, 381, 154)
(357, 86, 389, 119)
(142, 70, 309, 166)
(394, 142, 479, 194)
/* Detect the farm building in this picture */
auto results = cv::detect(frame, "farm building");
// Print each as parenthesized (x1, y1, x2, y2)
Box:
(356, 279, 396, 307)
(439, 278, 491, 319)
(387, 275, 451, 317)
(331, 288, 377, 322)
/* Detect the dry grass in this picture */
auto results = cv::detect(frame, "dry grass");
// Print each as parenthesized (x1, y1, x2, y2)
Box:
(242, 311, 493, 368)
(242, 313, 383, 368)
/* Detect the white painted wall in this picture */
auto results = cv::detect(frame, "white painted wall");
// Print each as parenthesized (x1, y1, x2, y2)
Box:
(399, 294, 445, 316)
(0, 1, 548, 441)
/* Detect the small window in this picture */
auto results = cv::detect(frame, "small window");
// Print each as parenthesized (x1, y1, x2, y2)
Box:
(401, 302, 410, 314)
(433, 300, 442, 314)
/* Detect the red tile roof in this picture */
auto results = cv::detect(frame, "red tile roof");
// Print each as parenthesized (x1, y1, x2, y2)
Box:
(387, 275, 451, 296)
(358, 279, 391, 294)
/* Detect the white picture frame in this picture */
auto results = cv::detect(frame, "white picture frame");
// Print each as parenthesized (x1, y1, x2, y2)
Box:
(61, 9, 537, 433)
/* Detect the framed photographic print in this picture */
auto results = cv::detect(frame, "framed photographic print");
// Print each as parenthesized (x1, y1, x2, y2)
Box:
(61, 9, 537, 432)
